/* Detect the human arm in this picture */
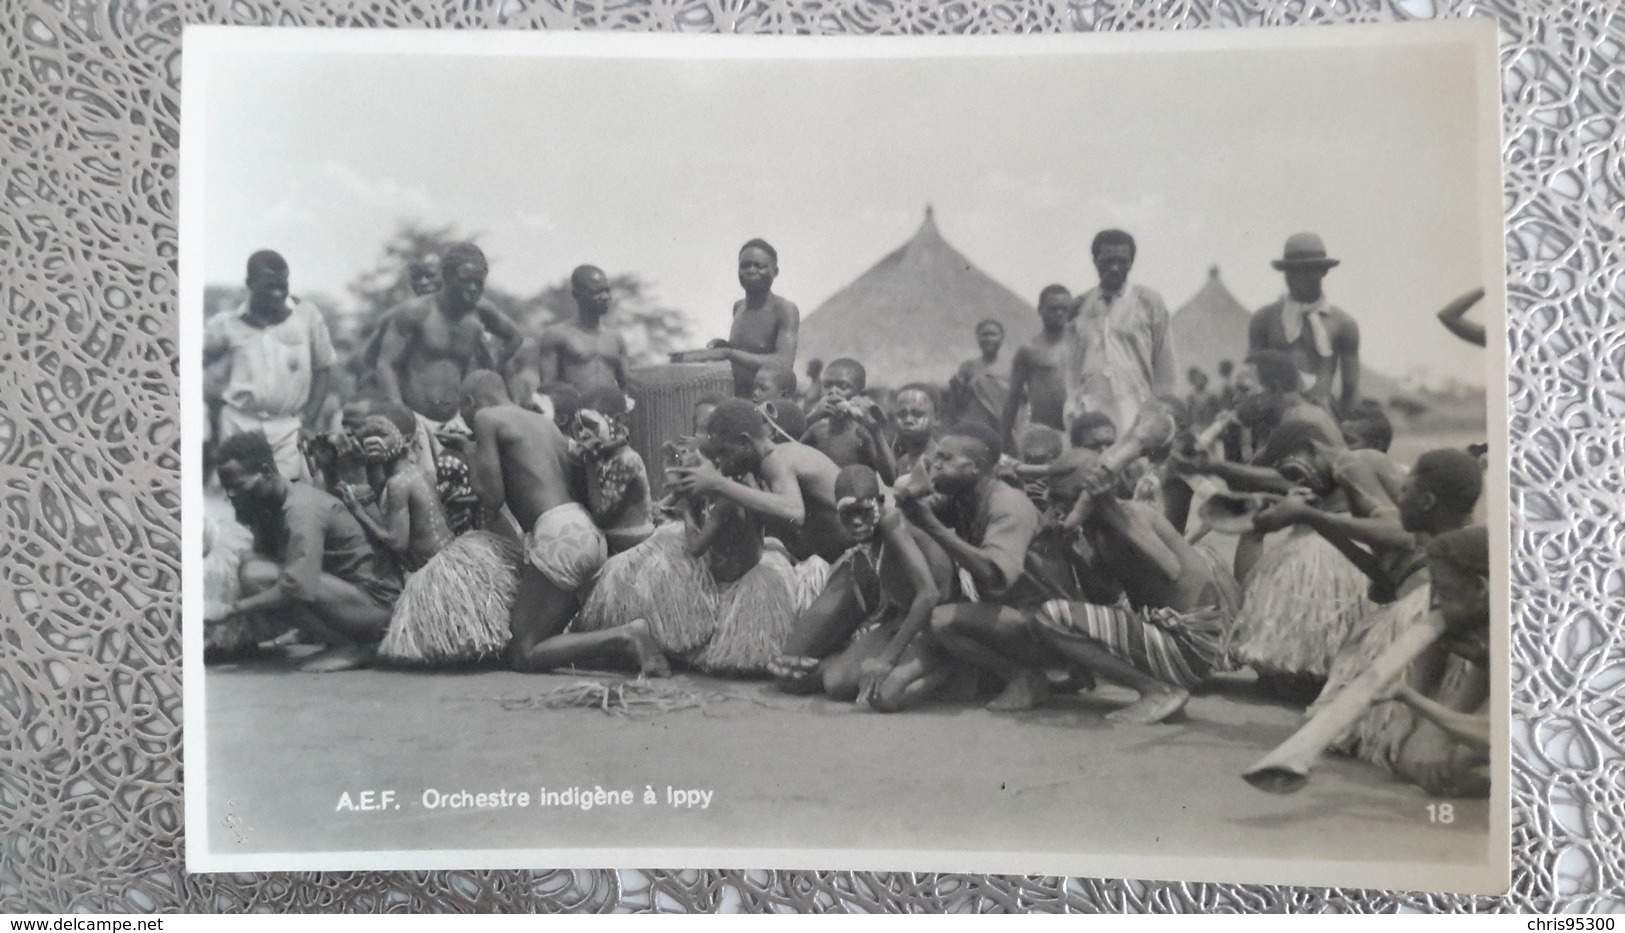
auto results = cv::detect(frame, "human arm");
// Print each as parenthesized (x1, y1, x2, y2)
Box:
(724, 302, 800, 376)
(682, 500, 725, 558)
(1191, 459, 1297, 495)
(469, 411, 507, 512)
(874, 517, 942, 669)
(229, 502, 326, 615)
(903, 489, 1032, 598)
(1253, 495, 1415, 553)
(532, 330, 561, 386)
(1096, 498, 1182, 583)
(1248, 308, 1270, 352)
(612, 333, 631, 389)
(302, 367, 331, 429)
(669, 454, 806, 527)
(1435, 287, 1487, 348)
(203, 316, 234, 367)
(1336, 316, 1361, 408)
(1148, 294, 1178, 397)
(476, 303, 526, 369)
(857, 423, 897, 486)
(1389, 683, 1490, 752)
(505, 338, 542, 407)
(1001, 349, 1031, 453)
(341, 479, 411, 553)
(374, 311, 414, 405)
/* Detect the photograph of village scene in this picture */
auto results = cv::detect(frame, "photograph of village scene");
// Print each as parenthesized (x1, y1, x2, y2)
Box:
(185, 27, 1506, 887)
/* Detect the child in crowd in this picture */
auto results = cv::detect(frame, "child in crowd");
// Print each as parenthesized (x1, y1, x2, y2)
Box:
(890, 383, 941, 479)
(528, 380, 583, 434)
(774, 464, 957, 710)
(948, 319, 1009, 433)
(1339, 398, 1395, 453)
(1068, 411, 1117, 454)
(1002, 285, 1073, 452)
(1010, 424, 1066, 511)
(801, 357, 897, 484)
(751, 364, 798, 406)
(654, 396, 723, 524)
(572, 386, 655, 555)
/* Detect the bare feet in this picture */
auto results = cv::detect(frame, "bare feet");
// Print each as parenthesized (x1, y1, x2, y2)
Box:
(626, 620, 671, 679)
(298, 644, 374, 673)
(986, 669, 1051, 712)
(1051, 667, 1097, 694)
(1105, 685, 1189, 724)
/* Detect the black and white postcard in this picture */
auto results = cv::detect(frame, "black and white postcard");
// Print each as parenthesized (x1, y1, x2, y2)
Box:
(181, 23, 1510, 892)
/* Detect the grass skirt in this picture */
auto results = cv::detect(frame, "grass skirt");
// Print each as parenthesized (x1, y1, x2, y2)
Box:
(575, 524, 717, 655)
(574, 526, 825, 675)
(1308, 582, 1436, 768)
(378, 531, 522, 666)
(1229, 525, 1375, 682)
(689, 546, 800, 675)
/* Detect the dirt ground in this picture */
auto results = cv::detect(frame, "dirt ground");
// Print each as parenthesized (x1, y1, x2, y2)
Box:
(202, 653, 1489, 876)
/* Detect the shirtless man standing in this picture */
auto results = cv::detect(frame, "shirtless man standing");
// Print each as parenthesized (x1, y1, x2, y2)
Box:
(668, 398, 847, 565)
(1002, 284, 1073, 452)
(509, 265, 629, 406)
(674, 240, 800, 398)
(375, 243, 525, 423)
(459, 370, 665, 675)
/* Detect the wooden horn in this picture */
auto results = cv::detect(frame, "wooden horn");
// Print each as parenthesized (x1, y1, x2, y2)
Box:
(1193, 410, 1236, 450)
(1242, 609, 1447, 794)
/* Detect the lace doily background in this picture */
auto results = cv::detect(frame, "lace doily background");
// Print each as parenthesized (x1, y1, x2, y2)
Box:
(2, 0, 1621, 914)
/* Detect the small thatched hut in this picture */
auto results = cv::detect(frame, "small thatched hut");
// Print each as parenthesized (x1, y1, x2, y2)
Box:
(798, 207, 1037, 388)
(1171, 266, 1252, 384)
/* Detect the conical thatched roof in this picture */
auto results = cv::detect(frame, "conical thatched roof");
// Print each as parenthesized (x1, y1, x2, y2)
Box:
(1171, 265, 1252, 384)
(799, 208, 1037, 388)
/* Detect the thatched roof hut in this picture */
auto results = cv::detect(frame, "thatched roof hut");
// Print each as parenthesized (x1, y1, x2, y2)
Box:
(1171, 266, 1252, 384)
(799, 207, 1037, 388)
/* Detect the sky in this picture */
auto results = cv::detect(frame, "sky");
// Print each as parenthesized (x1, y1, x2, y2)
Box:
(196, 30, 1500, 389)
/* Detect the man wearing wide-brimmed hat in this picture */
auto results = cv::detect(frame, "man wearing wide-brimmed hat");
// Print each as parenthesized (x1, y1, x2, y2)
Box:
(1248, 232, 1362, 412)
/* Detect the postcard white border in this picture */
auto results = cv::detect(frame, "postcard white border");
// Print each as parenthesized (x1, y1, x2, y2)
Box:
(180, 20, 1512, 894)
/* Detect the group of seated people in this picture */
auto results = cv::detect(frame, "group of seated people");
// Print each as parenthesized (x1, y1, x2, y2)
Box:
(203, 326, 1491, 799)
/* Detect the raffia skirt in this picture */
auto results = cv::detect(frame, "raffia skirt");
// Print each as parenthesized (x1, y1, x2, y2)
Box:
(378, 531, 523, 666)
(573, 525, 827, 675)
(1309, 580, 1467, 769)
(1228, 525, 1376, 689)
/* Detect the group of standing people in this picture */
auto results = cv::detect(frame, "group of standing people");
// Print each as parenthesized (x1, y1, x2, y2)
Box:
(201, 226, 1492, 798)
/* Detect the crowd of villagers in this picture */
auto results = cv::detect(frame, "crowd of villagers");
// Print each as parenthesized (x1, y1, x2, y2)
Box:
(203, 228, 1494, 800)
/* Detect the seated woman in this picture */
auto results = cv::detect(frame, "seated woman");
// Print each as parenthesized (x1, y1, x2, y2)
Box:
(771, 465, 956, 710)
(571, 387, 655, 555)
(572, 409, 813, 677)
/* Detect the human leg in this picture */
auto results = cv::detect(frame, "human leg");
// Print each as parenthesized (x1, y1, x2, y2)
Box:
(780, 560, 864, 659)
(821, 626, 893, 702)
(507, 565, 667, 676)
(1031, 601, 1206, 724)
(928, 603, 1055, 711)
(869, 642, 957, 712)
(238, 558, 384, 671)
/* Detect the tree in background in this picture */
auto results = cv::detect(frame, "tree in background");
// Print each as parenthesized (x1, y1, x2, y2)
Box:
(521, 272, 691, 366)
(345, 220, 693, 373)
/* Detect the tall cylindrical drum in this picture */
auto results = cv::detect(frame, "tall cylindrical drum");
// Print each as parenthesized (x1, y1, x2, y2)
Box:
(628, 362, 733, 498)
